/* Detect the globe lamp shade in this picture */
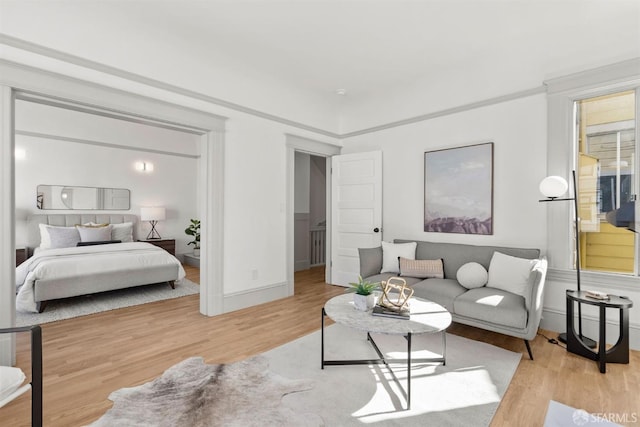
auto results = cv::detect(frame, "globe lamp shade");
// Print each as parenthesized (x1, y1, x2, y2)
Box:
(539, 176, 569, 199)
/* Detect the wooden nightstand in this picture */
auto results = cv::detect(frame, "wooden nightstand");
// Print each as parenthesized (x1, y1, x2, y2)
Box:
(16, 247, 28, 267)
(137, 239, 176, 256)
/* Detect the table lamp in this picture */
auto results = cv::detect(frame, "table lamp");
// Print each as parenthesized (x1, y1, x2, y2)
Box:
(140, 207, 165, 240)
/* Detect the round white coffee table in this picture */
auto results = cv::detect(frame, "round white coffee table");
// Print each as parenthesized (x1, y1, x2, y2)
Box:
(321, 293, 452, 409)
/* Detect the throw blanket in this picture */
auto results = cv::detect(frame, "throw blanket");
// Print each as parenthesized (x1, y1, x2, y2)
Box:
(16, 242, 185, 313)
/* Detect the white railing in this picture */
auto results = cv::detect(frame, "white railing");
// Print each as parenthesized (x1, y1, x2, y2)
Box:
(309, 226, 326, 266)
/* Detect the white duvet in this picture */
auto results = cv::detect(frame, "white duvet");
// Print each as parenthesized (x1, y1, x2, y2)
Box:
(16, 242, 186, 313)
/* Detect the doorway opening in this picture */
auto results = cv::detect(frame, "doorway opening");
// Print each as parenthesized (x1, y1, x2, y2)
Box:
(294, 153, 327, 289)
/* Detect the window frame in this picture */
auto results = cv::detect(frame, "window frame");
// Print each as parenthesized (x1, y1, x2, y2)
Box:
(545, 59, 640, 291)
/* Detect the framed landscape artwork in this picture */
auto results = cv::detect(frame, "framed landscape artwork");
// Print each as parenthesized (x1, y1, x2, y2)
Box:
(424, 142, 493, 234)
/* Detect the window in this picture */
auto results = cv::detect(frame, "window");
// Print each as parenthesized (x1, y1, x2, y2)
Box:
(545, 59, 640, 285)
(576, 90, 637, 274)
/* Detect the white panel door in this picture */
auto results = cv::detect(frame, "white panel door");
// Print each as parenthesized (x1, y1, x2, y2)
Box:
(331, 151, 382, 286)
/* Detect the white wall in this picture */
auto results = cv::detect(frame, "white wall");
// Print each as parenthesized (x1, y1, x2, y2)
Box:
(221, 113, 339, 297)
(341, 94, 548, 251)
(14, 100, 200, 256)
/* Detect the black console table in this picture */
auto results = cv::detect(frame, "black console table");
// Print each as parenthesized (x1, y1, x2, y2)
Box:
(566, 290, 633, 373)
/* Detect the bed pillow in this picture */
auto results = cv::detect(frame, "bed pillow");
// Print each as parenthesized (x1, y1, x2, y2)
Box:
(39, 224, 80, 249)
(47, 226, 81, 249)
(457, 262, 488, 289)
(399, 257, 444, 279)
(111, 222, 134, 242)
(38, 223, 52, 249)
(381, 241, 417, 274)
(76, 224, 113, 242)
(487, 252, 538, 298)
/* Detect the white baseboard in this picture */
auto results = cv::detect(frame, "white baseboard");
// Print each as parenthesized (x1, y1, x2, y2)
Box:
(540, 308, 640, 350)
(0, 334, 15, 366)
(223, 281, 290, 313)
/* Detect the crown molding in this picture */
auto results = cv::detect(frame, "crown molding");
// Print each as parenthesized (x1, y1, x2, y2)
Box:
(0, 33, 339, 138)
(341, 86, 546, 138)
(544, 57, 640, 95)
(2, 33, 551, 140)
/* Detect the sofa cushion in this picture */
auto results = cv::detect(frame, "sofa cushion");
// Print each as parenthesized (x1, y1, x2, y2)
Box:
(381, 241, 417, 274)
(456, 262, 488, 289)
(453, 287, 528, 329)
(365, 273, 423, 287)
(395, 239, 540, 280)
(487, 251, 539, 300)
(411, 278, 467, 313)
(358, 247, 383, 279)
(399, 257, 443, 279)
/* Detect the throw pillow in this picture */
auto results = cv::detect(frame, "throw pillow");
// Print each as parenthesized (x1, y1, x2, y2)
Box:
(47, 226, 81, 249)
(111, 222, 134, 242)
(76, 224, 113, 242)
(487, 252, 538, 298)
(81, 222, 109, 227)
(399, 257, 444, 279)
(0, 366, 26, 402)
(457, 262, 488, 289)
(381, 241, 417, 274)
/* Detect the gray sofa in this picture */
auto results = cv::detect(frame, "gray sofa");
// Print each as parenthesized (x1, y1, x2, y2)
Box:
(359, 239, 548, 359)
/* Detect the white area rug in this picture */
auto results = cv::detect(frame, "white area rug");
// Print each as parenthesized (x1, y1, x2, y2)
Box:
(92, 323, 520, 426)
(544, 401, 624, 427)
(264, 324, 521, 426)
(16, 279, 199, 326)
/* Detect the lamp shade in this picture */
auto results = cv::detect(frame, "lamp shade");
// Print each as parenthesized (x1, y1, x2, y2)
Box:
(539, 176, 569, 198)
(140, 207, 166, 221)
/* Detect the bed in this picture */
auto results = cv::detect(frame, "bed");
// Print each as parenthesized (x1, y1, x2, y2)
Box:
(15, 214, 185, 313)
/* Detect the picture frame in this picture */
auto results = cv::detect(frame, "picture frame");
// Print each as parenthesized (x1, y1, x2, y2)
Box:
(424, 142, 494, 235)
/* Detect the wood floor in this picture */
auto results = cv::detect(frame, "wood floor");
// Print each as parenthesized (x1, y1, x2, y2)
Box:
(4, 266, 640, 426)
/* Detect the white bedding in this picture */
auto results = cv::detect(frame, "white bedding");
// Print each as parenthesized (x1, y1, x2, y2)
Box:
(16, 242, 186, 313)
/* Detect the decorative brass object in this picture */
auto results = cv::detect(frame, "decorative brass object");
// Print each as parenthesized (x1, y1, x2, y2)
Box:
(378, 277, 413, 311)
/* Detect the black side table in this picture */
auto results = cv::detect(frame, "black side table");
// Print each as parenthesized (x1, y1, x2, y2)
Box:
(566, 290, 633, 373)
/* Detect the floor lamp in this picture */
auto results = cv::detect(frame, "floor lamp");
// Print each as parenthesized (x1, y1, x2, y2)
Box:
(539, 170, 596, 348)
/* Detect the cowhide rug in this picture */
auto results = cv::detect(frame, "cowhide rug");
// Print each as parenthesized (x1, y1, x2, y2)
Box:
(89, 356, 319, 426)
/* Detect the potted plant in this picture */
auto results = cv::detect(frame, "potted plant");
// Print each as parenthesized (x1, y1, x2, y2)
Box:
(346, 276, 380, 311)
(184, 219, 201, 257)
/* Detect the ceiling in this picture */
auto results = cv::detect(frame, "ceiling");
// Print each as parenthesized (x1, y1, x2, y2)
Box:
(130, 0, 639, 99)
(0, 0, 638, 127)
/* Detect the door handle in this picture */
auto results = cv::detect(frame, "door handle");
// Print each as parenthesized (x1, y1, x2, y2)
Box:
(373, 227, 380, 233)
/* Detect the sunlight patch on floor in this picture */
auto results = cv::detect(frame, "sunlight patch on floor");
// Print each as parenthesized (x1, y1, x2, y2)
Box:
(353, 364, 500, 423)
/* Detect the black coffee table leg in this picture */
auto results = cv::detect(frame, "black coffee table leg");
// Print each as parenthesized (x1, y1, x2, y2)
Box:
(407, 332, 412, 410)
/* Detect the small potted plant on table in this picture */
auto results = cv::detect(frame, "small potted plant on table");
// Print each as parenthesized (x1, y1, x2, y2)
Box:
(346, 276, 380, 311)
(184, 219, 201, 257)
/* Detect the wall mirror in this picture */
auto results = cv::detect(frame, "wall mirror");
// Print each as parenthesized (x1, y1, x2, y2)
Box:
(36, 185, 130, 210)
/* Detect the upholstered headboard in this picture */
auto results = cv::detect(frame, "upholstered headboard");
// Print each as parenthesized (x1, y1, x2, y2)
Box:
(26, 214, 139, 249)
